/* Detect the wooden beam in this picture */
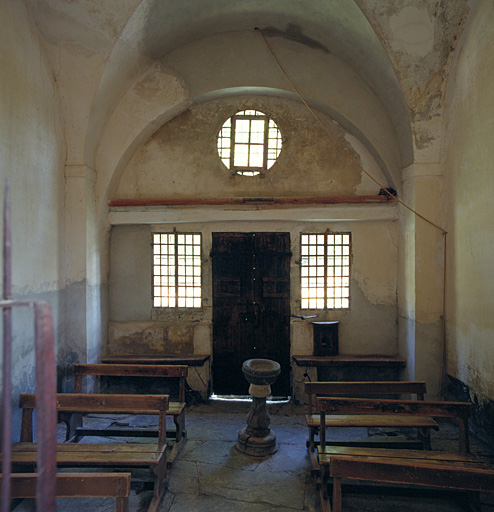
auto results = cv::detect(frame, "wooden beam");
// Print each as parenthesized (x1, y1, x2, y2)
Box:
(108, 195, 394, 208)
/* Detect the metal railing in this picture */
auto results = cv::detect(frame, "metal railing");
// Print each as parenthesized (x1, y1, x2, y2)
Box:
(1, 182, 57, 511)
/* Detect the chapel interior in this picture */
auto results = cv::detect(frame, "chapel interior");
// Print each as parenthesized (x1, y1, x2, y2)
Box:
(1, 0, 494, 509)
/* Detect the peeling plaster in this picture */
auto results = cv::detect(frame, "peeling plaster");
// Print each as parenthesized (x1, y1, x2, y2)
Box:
(354, 0, 469, 149)
(389, 6, 434, 58)
(108, 218, 398, 369)
(114, 95, 375, 200)
(108, 322, 194, 355)
(2, 0, 492, 445)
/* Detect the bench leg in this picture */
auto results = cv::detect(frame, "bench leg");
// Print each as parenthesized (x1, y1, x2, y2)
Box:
(173, 411, 186, 443)
(307, 426, 321, 478)
(167, 411, 187, 468)
(332, 477, 342, 512)
(318, 466, 331, 512)
(418, 427, 431, 450)
(320, 465, 328, 501)
(309, 448, 320, 479)
(148, 457, 168, 512)
(59, 412, 83, 442)
(318, 465, 332, 512)
(168, 434, 187, 469)
(311, 426, 319, 450)
(116, 496, 129, 512)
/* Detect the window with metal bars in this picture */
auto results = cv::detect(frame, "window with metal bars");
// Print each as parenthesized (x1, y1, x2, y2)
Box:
(300, 233, 351, 309)
(152, 232, 202, 308)
(217, 110, 283, 176)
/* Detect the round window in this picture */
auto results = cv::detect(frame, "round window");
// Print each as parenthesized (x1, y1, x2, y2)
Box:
(217, 110, 283, 176)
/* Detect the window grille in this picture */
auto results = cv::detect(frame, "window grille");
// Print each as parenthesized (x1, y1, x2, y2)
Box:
(217, 110, 282, 176)
(153, 233, 202, 308)
(300, 233, 351, 309)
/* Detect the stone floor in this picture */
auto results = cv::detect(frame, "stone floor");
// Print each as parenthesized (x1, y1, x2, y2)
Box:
(13, 400, 494, 512)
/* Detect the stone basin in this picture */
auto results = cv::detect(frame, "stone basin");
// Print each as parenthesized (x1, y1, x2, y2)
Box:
(242, 358, 281, 386)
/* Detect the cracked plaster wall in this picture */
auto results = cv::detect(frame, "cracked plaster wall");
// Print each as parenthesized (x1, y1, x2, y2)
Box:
(0, 1, 65, 438)
(353, 0, 470, 400)
(443, 0, 494, 402)
(6, 0, 485, 412)
(109, 94, 399, 398)
(108, 215, 398, 398)
(114, 96, 389, 201)
(355, 0, 470, 154)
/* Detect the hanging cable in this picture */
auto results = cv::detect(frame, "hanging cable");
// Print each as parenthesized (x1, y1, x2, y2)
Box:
(256, 27, 449, 396)
(255, 27, 447, 235)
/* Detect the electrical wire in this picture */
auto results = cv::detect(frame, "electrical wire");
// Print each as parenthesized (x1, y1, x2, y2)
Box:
(255, 27, 447, 235)
(255, 27, 448, 396)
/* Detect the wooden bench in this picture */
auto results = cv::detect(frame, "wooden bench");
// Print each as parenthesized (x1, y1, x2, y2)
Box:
(304, 381, 435, 475)
(1, 472, 131, 512)
(72, 363, 187, 465)
(10, 393, 169, 512)
(316, 397, 484, 512)
(330, 457, 494, 512)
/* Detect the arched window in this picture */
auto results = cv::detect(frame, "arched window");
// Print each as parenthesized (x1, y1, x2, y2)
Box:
(217, 110, 283, 176)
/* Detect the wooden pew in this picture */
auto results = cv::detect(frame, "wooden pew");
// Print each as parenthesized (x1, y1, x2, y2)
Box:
(11, 393, 169, 512)
(330, 457, 494, 512)
(304, 381, 435, 475)
(1, 472, 131, 512)
(71, 363, 188, 465)
(316, 397, 482, 512)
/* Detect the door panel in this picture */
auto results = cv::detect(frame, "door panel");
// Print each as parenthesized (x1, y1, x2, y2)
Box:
(212, 232, 291, 396)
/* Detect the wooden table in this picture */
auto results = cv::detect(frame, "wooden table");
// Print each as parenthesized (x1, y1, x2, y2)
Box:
(293, 355, 406, 381)
(292, 354, 406, 367)
(101, 354, 210, 366)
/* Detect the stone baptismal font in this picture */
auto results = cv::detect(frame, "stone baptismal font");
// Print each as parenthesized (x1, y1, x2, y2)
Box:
(236, 358, 281, 457)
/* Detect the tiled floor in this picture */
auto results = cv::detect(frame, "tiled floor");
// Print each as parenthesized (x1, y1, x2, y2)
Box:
(13, 400, 494, 512)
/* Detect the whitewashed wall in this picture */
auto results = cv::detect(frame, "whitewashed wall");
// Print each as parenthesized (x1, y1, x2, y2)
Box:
(0, 1, 65, 436)
(443, 0, 494, 401)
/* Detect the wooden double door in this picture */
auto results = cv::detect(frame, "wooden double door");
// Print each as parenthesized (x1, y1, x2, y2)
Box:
(212, 232, 291, 396)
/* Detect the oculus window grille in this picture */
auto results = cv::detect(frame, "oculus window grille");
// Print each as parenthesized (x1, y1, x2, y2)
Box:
(300, 233, 351, 309)
(153, 233, 202, 308)
(217, 110, 283, 176)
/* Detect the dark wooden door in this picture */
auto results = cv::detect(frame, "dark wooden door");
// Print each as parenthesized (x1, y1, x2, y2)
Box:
(212, 232, 291, 396)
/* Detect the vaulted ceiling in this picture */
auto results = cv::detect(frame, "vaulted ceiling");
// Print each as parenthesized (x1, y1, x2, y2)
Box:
(27, 0, 470, 192)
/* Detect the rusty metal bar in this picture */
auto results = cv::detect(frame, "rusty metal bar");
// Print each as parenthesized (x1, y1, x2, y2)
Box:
(1, 183, 57, 511)
(33, 302, 57, 510)
(2, 181, 12, 512)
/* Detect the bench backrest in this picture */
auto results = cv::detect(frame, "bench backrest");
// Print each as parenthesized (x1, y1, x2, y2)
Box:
(317, 397, 472, 453)
(19, 393, 169, 447)
(73, 363, 188, 402)
(305, 381, 427, 415)
(330, 456, 494, 492)
(1, 472, 131, 499)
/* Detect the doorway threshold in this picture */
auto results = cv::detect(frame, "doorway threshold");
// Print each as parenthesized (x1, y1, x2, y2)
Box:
(210, 394, 291, 404)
